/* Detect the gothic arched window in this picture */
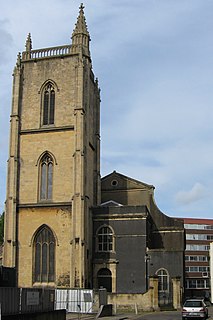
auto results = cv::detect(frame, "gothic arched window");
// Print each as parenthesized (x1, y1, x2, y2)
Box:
(33, 225, 55, 283)
(40, 153, 53, 201)
(97, 226, 114, 252)
(42, 82, 55, 125)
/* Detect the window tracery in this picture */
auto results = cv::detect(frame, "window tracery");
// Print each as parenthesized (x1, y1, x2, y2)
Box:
(33, 225, 55, 283)
(42, 82, 55, 125)
(40, 153, 53, 201)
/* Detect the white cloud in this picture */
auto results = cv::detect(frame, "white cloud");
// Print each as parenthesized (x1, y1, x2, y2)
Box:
(175, 183, 207, 205)
(0, 20, 13, 64)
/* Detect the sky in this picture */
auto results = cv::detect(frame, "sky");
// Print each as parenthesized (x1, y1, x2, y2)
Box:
(1, 0, 213, 219)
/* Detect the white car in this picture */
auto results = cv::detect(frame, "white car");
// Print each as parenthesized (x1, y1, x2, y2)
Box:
(182, 299, 208, 319)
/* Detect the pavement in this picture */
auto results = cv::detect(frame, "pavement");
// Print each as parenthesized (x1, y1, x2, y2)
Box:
(66, 311, 163, 320)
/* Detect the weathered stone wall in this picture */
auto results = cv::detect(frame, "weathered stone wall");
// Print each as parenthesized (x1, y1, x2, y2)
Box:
(93, 284, 159, 313)
(19, 131, 74, 204)
(18, 206, 72, 288)
(16, 52, 99, 288)
(20, 57, 78, 130)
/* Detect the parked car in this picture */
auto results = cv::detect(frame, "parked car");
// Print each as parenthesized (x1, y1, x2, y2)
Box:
(182, 299, 208, 319)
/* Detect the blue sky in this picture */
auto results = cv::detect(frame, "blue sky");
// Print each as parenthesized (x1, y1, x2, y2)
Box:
(1, 0, 213, 218)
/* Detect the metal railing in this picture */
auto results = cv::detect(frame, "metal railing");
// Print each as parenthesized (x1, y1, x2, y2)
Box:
(0, 287, 54, 316)
(0, 287, 94, 316)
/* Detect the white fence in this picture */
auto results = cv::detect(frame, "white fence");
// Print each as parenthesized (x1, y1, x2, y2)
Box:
(55, 289, 93, 313)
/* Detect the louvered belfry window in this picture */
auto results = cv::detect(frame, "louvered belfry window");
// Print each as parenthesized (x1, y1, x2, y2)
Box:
(43, 83, 55, 125)
(34, 226, 55, 283)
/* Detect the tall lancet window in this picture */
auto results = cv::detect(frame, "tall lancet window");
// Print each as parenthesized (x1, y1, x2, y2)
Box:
(33, 225, 55, 283)
(43, 83, 55, 125)
(40, 154, 53, 201)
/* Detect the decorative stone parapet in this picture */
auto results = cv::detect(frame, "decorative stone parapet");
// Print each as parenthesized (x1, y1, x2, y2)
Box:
(22, 45, 72, 61)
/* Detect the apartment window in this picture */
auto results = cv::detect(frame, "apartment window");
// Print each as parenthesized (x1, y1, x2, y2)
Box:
(186, 244, 210, 251)
(199, 266, 210, 272)
(42, 82, 55, 125)
(184, 224, 213, 230)
(205, 225, 213, 230)
(97, 226, 114, 252)
(186, 234, 213, 241)
(40, 153, 53, 200)
(33, 225, 55, 283)
(185, 255, 208, 262)
(185, 266, 210, 272)
(186, 279, 209, 289)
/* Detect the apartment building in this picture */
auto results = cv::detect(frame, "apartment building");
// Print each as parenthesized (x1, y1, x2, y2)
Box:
(182, 218, 213, 299)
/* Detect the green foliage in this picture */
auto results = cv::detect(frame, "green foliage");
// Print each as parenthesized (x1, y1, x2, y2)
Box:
(0, 212, 4, 245)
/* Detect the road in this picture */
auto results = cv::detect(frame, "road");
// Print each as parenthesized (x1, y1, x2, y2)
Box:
(66, 306, 213, 320)
(136, 306, 213, 319)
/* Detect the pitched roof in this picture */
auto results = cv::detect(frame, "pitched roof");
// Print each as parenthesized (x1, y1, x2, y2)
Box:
(101, 170, 155, 190)
(101, 200, 123, 207)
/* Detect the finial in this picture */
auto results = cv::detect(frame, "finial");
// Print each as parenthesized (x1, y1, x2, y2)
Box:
(71, 4, 90, 56)
(72, 3, 90, 42)
(16, 52, 21, 67)
(79, 3, 84, 11)
(25, 33, 32, 52)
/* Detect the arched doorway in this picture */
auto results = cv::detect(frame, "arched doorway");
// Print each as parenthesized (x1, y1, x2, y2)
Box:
(97, 268, 112, 292)
(156, 268, 171, 306)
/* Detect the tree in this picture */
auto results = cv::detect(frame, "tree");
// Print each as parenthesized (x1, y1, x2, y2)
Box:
(0, 212, 4, 245)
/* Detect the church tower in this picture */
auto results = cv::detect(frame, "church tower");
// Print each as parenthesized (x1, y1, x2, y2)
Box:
(3, 4, 101, 288)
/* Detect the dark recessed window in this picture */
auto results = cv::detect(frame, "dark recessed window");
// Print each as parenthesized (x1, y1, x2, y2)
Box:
(111, 180, 118, 187)
(97, 268, 112, 292)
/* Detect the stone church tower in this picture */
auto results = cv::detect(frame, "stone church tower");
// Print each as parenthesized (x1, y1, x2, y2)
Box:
(3, 4, 101, 288)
